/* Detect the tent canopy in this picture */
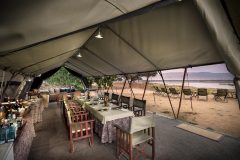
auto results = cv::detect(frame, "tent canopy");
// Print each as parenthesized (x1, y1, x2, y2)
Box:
(0, 0, 239, 79)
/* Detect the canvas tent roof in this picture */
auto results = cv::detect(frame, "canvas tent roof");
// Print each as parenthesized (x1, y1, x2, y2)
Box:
(0, 0, 239, 79)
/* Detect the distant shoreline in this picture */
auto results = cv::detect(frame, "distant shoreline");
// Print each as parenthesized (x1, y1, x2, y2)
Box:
(114, 80, 235, 90)
(149, 80, 234, 89)
(148, 80, 233, 83)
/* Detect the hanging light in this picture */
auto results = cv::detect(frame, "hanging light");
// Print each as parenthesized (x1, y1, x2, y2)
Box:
(77, 52, 82, 58)
(95, 28, 103, 39)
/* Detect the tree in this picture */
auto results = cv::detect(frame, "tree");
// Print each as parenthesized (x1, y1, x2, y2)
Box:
(102, 75, 116, 91)
(46, 67, 84, 91)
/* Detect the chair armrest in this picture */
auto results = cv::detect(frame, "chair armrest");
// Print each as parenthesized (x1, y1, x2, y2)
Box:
(114, 123, 130, 134)
(76, 119, 95, 124)
(70, 119, 95, 126)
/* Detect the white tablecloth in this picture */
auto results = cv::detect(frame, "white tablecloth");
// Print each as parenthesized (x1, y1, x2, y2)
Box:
(84, 103, 134, 124)
(30, 98, 44, 124)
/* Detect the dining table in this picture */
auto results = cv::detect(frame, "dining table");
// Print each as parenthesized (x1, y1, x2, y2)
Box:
(83, 101, 134, 143)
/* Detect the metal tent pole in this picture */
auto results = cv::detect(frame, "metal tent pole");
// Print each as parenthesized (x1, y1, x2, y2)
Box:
(142, 73, 150, 100)
(186, 71, 193, 111)
(158, 71, 176, 119)
(233, 77, 240, 109)
(0, 71, 5, 100)
(128, 79, 135, 98)
(120, 77, 127, 97)
(176, 68, 187, 118)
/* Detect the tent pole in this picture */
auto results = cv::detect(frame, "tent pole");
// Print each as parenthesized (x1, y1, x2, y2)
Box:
(233, 77, 240, 109)
(176, 68, 187, 118)
(0, 71, 6, 100)
(142, 73, 149, 100)
(120, 77, 127, 97)
(158, 71, 176, 119)
(186, 71, 193, 111)
(128, 79, 135, 98)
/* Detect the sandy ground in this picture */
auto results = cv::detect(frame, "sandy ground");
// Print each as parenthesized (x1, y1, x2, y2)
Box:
(107, 83, 240, 138)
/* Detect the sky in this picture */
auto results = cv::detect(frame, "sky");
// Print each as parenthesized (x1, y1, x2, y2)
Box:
(163, 64, 230, 73)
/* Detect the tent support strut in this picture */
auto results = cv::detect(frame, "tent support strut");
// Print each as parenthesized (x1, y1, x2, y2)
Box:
(120, 77, 127, 97)
(158, 71, 176, 119)
(176, 68, 187, 118)
(142, 73, 149, 100)
(128, 79, 135, 98)
(0, 71, 6, 99)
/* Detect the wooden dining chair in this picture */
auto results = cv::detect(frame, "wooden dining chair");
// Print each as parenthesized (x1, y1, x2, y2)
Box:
(73, 91, 81, 100)
(70, 111, 89, 123)
(67, 111, 94, 153)
(62, 93, 68, 101)
(115, 114, 155, 160)
(120, 95, 131, 110)
(69, 102, 84, 112)
(132, 98, 146, 117)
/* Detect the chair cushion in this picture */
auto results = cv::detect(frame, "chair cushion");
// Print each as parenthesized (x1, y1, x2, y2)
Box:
(71, 122, 91, 133)
(132, 131, 153, 146)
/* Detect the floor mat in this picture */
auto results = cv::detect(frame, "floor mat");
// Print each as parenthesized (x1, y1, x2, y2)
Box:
(176, 123, 223, 141)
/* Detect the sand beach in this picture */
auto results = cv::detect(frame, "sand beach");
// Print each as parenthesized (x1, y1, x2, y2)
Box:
(111, 82, 240, 138)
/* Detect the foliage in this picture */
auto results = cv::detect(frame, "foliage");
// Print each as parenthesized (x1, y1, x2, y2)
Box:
(125, 71, 157, 82)
(46, 67, 84, 91)
(94, 76, 102, 89)
(102, 75, 116, 89)
(87, 75, 117, 90)
(87, 77, 94, 88)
